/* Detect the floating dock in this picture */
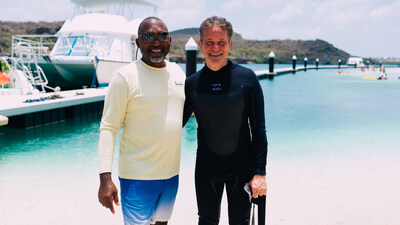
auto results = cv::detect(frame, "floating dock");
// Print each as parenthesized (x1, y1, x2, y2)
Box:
(0, 88, 105, 129)
(254, 65, 350, 78)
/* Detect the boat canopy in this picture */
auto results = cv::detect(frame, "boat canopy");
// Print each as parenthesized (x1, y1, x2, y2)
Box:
(58, 13, 136, 37)
(70, 0, 157, 18)
(70, 0, 156, 8)
(51, 15, 142, 61)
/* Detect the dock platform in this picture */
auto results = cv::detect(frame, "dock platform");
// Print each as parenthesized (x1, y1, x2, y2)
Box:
(0, 88, 105, 129)
(254, 65, 350, 78)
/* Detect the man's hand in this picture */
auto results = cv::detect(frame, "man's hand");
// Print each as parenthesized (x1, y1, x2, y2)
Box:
(249, 175, 267, 198)
(98, 173, 120, 214)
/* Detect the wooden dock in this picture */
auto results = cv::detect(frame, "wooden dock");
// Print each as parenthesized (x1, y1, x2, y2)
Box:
(0, 88, 105, 129)
(254, 65, 351, 78)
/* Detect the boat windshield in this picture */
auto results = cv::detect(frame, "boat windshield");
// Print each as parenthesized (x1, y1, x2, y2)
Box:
(52, 36, 113, 57)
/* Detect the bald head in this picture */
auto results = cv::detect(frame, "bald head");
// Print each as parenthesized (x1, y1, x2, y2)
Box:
(138, 17, 168, 34)
(136, 17, 171, 68)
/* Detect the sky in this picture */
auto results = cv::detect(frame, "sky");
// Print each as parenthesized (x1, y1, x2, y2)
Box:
(1, 0, 400, 58)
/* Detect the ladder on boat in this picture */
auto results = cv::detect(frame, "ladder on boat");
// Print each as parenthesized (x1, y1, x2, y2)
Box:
(15, 42, 49, 92)
(0, 56, 34, 95)
(10, 37, 59, 93)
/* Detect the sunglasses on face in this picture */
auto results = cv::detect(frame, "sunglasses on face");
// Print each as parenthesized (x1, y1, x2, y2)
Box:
(139, 32, 169, 42)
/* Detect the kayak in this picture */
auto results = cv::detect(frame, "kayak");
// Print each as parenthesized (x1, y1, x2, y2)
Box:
(363, 77, 387, 80)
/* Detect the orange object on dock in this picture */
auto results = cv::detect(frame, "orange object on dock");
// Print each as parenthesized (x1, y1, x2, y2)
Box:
(0, 72, 10, 85)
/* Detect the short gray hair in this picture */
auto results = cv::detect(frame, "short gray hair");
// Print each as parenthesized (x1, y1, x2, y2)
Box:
(199, 16, 233, 42)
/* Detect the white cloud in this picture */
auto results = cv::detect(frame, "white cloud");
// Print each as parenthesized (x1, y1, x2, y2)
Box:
(369, 0, 400, 20)
(369, 6, 392, 19)
(269, 3, 303, 22)
(222, 0, 243, 10)
(241, 0, 280, 10)
(159, 0, 207, 30)
(315, 0, 367, 25)
(1, 0, 74, 21)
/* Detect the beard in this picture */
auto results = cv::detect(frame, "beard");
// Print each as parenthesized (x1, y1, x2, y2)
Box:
(149, 55, 164, 64)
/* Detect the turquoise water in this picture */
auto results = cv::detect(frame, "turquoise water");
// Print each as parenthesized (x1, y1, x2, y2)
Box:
(1, 65, 400, 224)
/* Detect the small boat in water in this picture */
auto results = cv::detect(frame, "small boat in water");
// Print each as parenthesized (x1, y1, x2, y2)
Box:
(347, 56, 365, 68)
(11, 0, 156, 91)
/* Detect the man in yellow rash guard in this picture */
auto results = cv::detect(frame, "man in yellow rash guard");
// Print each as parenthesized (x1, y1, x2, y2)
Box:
(97, 17, 185, 225)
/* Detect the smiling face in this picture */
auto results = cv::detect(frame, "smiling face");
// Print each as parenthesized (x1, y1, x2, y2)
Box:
(136, 18, 171, 68)
(199, 26, 233, 71)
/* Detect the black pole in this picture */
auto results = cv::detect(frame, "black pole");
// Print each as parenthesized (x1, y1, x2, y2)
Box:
(338, 59, 341, 69)
(304, 57, 308, 70)
(292, 55, 297, 71)
(269, 51, 275, 73)
(258, 196, 266, 225)
(185, 37, 198, 77)
(186, 50, 197, 77)
(316, 58, 319, 69)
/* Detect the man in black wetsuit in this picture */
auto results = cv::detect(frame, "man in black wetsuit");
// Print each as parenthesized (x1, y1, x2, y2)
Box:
(183, 16, 268, 225)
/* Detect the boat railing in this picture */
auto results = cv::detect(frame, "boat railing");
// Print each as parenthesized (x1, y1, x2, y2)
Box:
(8, 40, 60, 93)
(0, 56, 34, 95)
(11, 35, 57, 59)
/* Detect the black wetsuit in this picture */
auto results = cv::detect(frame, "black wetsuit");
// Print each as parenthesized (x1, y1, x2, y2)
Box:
(183, 61, 268, 225)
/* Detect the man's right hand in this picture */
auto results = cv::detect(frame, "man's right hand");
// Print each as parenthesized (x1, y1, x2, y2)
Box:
(98, 172, 120, 214)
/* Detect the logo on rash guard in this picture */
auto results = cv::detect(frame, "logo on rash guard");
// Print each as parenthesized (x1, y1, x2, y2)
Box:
(175, 81, 183, 86)
(211, 83, 222, 91)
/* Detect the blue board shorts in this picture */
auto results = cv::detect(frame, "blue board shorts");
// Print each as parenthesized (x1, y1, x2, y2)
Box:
(119, 175, 179, 225)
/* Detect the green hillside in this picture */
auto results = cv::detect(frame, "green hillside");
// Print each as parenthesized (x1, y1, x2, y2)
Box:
(169, 28, 350, 64)
(0, 21, 63, 55)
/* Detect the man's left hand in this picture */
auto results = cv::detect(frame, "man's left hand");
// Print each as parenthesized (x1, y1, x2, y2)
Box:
(249, 175, 267, 198)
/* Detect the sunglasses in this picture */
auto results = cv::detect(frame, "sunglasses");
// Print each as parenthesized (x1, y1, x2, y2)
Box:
(139, 32, 169, 42)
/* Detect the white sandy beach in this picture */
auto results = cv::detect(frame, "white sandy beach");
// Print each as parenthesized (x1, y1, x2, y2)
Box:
(1, 141, 399, 225)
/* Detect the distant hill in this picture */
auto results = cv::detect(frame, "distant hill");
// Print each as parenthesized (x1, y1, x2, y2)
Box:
(169, 28, 350, 64)
(0, 21, 63, 55)
(1, 21, 357, 64)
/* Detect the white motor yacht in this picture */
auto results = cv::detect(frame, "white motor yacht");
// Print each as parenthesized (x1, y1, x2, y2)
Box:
(11, 0, 156, 90)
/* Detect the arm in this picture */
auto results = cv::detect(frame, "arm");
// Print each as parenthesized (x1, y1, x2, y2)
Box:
(248, 73, 268, 198)
(182, 79, 193, 127)
(98, 172, 119, 214)
(98, 72, 129, 213)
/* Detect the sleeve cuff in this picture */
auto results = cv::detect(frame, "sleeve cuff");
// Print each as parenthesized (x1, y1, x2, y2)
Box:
(255, 161, 266, 176)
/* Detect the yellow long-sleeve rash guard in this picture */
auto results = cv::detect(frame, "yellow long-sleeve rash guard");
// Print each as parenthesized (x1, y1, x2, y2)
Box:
(98, 59, 186, 180)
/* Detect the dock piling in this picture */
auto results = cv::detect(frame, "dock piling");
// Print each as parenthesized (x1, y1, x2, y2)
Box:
(269, 51, 275, 73)
(185, 37, 198, 77)
(292, 55, 297, 72)
(316, 58, 319, 69)
(304, 57, 308, 70)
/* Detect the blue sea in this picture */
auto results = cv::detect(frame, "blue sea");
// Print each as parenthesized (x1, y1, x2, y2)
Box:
(1, 65, 399, 225)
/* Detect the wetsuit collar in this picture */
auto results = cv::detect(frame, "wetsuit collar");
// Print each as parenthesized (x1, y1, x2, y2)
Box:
(204, 60, 233, 75)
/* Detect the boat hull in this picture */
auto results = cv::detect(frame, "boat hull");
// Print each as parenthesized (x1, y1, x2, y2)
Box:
(37, 59, 95, 90)
(33, 58, 130, 90)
